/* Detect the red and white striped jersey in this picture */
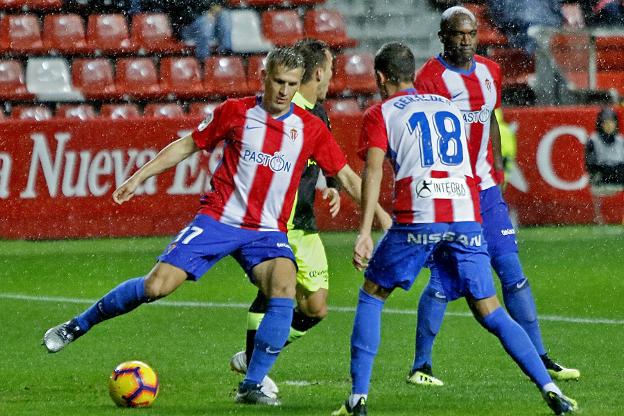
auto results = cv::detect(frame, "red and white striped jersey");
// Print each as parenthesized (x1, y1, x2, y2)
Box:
(192, 96, 347, 232)
(358, 89, 480, 224)
(415, 54, 502, 191)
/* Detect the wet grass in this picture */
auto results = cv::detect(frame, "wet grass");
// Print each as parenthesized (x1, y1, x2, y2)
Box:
(1, 226, 622, 415)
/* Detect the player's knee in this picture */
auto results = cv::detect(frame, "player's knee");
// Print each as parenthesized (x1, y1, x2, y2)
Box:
(144, 269, 184, 299)
(492, 253, 525, 287)
(302, 303, 328, 320)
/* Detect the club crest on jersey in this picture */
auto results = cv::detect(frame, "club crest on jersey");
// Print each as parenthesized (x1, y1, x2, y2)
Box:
(485, 79, 492, 92)
(197, 112, 214, 131)
(289, 128, 298, 142)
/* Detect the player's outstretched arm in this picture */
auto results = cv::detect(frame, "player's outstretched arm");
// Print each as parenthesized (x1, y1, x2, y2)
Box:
(335, 164, 392, 231)
(113, 134, 199, 205)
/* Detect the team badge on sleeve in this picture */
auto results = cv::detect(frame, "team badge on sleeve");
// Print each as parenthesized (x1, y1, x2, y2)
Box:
(197, 112, 214, 131)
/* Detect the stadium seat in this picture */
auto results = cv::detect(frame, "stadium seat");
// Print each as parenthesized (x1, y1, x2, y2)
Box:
(42, 14, 89, 54)
(219, 9, 273, 53)
(0, 60, 35, 100)
(204, 56, 251, 97)
(189, 102, 219, 117)
(26, 57, 84, 101)
(0, 14, 45, 54)
(101, 103, 141, 119)
(488, 48, 534, 87)
(463, 4, 507, 47)
(72, 58, 118, 100)
(0, 0, 61, 10)
(12, 105, 53, 121)
(597, 71, 624, 94)
(56, 104, 97, 120)
(325, 98, 362, 118)
(115, 57, 162, 99)
(304, 9, 357, 49)
(87, 14, 135, 54)
(331, 53, 376, 95)
(246, 55, 266, 92)
(144, 103, 185, 118)
(262, 10, 304, 47)
(160, 57, 204, 98)
(225, 0, 324, 7)
(596, 36, 624, 71)
(130, 13, 188, 54)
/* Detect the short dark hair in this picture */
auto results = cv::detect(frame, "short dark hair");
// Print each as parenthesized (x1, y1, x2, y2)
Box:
(265, 47, 305, 74)
(374, 42, 415, 84)
(293, 39, 330, 84)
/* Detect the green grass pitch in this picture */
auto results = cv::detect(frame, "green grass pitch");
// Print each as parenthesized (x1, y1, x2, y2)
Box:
(1, 226, 623, 415)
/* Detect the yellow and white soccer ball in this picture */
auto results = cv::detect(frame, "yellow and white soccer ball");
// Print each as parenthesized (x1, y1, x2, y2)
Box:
(108, 360, 159, 408)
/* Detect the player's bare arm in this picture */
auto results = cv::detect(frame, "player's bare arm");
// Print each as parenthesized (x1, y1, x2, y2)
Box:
(352, 147, 385, 271)
(335, 164, 392, 230)
(490, 111, 505, 174)
(113, 134, 200, 205)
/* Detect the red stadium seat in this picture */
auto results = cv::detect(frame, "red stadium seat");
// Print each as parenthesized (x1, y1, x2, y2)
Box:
(87, 14, 135, 54)
(262, 10, 304, 47)
(325, 99, 362, 118)
(204, 56, 250, 97)
(0, 0, 61, 10)
(115, 58, 162, 99)
(597, 71, 624, 95)
(12, 105, 53, 121)
(304, 9, 357, 49)
(101, 104, 141, 120)
(130, 13, 187, 54)
(246, 55, 266, 92)
(0, 60, 34, 100)
(331, 53, 376, 95)
(595, 36, 624, 71)
(0, 14, 45, 54)
(72, 58, 118, 100)
(160, 57, 204, 98)
(144, 103, 185, 118)
(189, 102, 219, 117)
(488, 48, 534, 87)
(56, 104, 97, 120)
(226, 0, 324, 6)
(42, 14, 89, 54)
(464, 4, 507, 47)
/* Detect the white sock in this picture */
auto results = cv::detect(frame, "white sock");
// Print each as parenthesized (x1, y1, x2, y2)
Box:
(349, 394, 367, 408)
(542, 382, 562, 397)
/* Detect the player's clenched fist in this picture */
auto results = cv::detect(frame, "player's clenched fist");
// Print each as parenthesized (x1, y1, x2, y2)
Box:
(113, 176, 141, 205)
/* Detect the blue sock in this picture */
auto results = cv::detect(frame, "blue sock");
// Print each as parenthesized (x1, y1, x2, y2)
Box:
(481, 307, 551, 388)
(493, 253, 547, 356)
(413, 283, 447, 371)
(351, 288, 385, 395)
(244, 297, 294, 386)
(75, 276, 147, 332)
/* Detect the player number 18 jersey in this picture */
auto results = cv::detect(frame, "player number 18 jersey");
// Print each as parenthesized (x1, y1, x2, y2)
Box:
(359, 91, 480, 224)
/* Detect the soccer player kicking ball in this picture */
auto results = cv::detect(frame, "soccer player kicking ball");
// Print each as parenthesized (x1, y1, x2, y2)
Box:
(42, 47, 371, 408)
(409, 5, 579, 387)
(332, 42, 577, 416)
(229, 39, 392, 397)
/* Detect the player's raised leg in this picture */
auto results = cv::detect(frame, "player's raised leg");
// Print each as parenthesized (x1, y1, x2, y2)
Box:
(42, 262, 187, 353)
(235, 257, 296, 406)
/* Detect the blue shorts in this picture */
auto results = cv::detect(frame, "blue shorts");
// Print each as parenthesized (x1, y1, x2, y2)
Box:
(158, 214, 296, 281)
(480, 186, 518, 259)
(365, 222, 495, 301)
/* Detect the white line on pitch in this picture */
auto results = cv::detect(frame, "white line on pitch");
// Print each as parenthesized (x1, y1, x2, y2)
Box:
(1, 293, 622, 325)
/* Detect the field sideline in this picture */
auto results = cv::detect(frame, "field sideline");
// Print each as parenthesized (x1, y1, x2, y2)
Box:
(1, 226, 622, 415)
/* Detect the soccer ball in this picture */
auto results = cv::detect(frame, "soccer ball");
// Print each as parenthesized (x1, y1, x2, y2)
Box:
(108, 361, 159, 408)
